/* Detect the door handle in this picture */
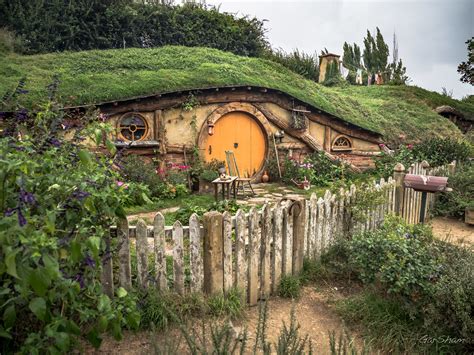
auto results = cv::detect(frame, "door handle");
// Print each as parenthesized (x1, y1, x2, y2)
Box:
(208, 145, 212, 155)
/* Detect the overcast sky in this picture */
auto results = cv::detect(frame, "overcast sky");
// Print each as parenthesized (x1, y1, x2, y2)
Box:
(206, 0, 473, 99)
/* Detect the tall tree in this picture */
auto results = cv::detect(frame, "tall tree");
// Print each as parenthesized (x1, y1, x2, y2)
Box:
(458, 37, 474, 85)
(342, 42, 361, 70)
(363, 27, 389, 75)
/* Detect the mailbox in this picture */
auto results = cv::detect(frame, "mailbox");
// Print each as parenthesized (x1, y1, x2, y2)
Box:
(403, 174, 448, 193)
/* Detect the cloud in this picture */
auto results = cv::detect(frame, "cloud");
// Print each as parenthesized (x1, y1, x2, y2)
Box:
(206, 0, 473, 98)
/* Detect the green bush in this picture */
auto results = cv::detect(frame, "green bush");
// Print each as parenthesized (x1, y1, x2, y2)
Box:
(278, 275, 301, 299)
(375, 137, 473, 178)
(349, 217, 437, 297)
(120, 155, 188, 200)
(0, 1, 268, 56)
(434, 161, 474, 218)
(0, 90, 140, 352)
(411, 137, 473, 167)
(199, 159, 224, 182)
(208, 288, 244, 318)
(282, 151, 351, 187)
(139, 290, 208, 330)
(334, 217, 474, 352)
(264, 48, 319, 82)
(424, 242, 474, 341)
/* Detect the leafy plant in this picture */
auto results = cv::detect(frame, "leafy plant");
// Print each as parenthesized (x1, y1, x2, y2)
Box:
(0, 1, 269, 57)
(199, 159, 225, 182)
(208, 288, 244, 319)
(282, 152, 351, 187)
(433, 161, 474, 218)
(278, 275, 301, 299)
(411, 137, 472, 167)
(0, 86, 140, 352)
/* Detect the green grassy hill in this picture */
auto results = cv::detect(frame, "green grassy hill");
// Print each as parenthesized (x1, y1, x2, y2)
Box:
(1, 46, 471, 143)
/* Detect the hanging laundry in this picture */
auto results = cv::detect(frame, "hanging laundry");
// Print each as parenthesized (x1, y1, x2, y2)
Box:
(375, 72, 384, 85)
(356, 69, 363, 84)
(340, 65, 349, 79)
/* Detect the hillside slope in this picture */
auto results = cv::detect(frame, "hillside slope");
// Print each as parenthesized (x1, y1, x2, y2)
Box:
(1, 46, 471, 143)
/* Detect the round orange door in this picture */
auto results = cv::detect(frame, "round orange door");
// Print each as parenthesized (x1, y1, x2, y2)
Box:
(203, 112, 266, 178)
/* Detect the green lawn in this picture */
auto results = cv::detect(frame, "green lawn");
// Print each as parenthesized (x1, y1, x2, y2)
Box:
(1, 46, 470, 143)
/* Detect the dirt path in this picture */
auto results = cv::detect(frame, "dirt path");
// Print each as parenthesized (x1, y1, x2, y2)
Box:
(83, 287, 360, 354)
(430, 216, 474, 247)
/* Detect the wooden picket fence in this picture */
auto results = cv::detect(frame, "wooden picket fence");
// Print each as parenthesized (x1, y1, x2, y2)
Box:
(394, 160, 455, 224)
(101, 160, 453, 304)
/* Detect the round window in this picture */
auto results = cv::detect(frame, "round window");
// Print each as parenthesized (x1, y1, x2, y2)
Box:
(119, 114, 148, 141)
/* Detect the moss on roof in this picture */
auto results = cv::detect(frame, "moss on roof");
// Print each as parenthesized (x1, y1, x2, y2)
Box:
(1, 45, 471, 143)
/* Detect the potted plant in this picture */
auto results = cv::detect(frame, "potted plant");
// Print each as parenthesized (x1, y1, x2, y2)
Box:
(198, 159, 225, 193)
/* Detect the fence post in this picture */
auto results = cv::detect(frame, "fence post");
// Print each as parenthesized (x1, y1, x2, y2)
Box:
(136, 219, 149, 289)
(292, 198, 306, 275)
(101, 232, 114, 297)
(393, 163, 406, 216)
(117, 218, 131, 291)
(448, 160, 456, 175)
(203, 211, 223, 295)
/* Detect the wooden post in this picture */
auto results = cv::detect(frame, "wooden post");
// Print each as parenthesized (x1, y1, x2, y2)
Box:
(234, 209, 248, 299)
(189, 213, 203, 293)
(248, 208, 261, 305)
(117, 218, 131, 291)
(154, 213, 167, 291)
(101, 232, 114, 297)
(261, 204, 272, 297)
(292, 198, 306, 275)
(393, 163, 406, 217)
(136, 219, 149, 289)
(448, 161, 456, 175)
(272, 206, 283, 294)
(222, 211, 233, 293)
(203, 211, 224, 295)
(172, 221, 184, 295)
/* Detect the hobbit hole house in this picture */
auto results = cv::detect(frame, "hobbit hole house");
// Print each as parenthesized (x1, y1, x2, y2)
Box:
(87, 86, 382, 177)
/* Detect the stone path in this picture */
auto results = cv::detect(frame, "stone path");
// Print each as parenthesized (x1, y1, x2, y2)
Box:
(128, 183, 310, 223)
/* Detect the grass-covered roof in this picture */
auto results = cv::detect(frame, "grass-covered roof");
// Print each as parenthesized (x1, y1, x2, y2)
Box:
(1, 46, 471, 143)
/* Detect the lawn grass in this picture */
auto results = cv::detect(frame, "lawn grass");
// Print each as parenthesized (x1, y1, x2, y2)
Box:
(125, 193, 214, 216)
(1, 46, 469, 143)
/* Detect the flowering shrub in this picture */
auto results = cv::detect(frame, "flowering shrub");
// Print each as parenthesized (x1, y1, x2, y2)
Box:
(282, 152, 349, 186)
(120, 156, 188, 200)
(0, 87, 139, 352)
(375, 138, 472, 178)
(347, 217, 473, 347)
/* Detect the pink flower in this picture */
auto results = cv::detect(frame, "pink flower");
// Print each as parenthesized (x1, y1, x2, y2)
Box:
(116, 181, 128, 189)
(407, 144, 413, 149)
(98, 113, 107, 122)
(379, 143, 385, 148)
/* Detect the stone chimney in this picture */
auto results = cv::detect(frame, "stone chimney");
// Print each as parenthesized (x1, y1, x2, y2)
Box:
(318, 53, 341, 83)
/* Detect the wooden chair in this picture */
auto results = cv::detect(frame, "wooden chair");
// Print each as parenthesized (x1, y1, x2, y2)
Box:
(225, 150, 255, 196)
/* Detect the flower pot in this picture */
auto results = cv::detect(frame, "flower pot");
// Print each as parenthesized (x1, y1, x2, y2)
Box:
(199, 179, 214, 193)
(465, 207, 474, 225)
(261, 171, 270, 183)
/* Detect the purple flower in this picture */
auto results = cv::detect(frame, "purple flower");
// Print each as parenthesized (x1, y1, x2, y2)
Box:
(4, 207, 17, 217)
(20, 189, 36, 205)
(74, 273, 85, 289)
(84, 255, 95, 268)
(17, 209, 27, 227)
(72, 190, 90, 200)
(15, 109, 28, 122)
(49, 137, 61, 147)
